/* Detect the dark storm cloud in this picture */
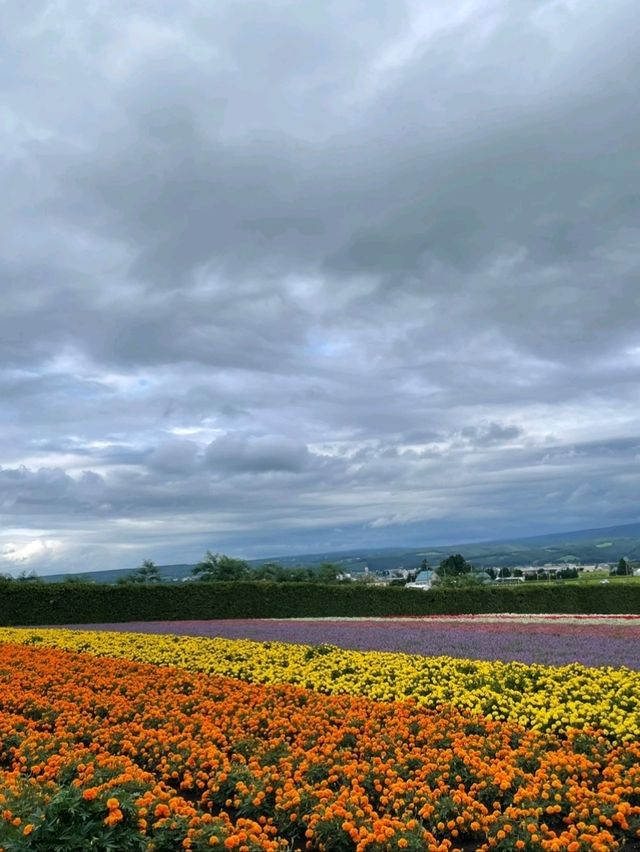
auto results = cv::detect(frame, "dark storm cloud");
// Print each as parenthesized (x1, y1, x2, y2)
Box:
(1, 0, 639, 571)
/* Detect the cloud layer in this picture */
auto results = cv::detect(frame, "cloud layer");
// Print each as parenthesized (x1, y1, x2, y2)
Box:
(2, 0, 639, 572)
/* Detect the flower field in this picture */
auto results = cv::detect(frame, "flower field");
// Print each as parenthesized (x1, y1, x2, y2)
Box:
(1, 627, 640, 850)
(1, 627, 639, 741)
(52, 615, 640, 669)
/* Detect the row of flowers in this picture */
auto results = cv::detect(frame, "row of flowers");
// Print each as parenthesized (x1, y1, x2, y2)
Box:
(1, 628, 638, 742)
(1, 641, 640, 852)
(272, 615, 640, 623)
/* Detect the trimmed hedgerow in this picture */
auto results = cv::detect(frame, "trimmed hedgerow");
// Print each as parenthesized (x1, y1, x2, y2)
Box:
(0, 580, 639, 625)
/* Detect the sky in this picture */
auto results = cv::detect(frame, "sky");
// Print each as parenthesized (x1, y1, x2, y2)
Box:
(2, 0, 640, 575)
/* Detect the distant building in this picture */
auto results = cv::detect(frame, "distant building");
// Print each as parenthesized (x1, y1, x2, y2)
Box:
(519, 565, 566, 578)
(490, 562, 609, 581)
(405, 570, 435, 590)
(381, 568, 412, 581)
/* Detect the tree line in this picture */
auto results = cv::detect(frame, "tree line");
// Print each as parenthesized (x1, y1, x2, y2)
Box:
(115, 553, 347, 585)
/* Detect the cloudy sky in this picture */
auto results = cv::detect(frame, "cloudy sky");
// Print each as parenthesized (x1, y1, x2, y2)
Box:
(2, 0, 639, 574)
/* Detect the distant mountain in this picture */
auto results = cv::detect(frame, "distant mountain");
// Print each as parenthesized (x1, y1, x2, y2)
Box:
(40, 564, 196, 584)
(35, 520, 640, 583)
(390, 521, 640, 570)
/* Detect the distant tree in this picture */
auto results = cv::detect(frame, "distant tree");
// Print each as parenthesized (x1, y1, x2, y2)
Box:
(192, 552, 250, 582)
(554, 567, 577, 580)
(615, 557, 632, 576)
(286, 566, 315, 583)
(436, 554, 472, 578)
(316, 562, 342, 583)
(286, 566, 315, 582)
(15, 570, 42, 583)
(62, 574, 94, 584)
(251, 563, 320, 582)
(420, 558, 430, 572)
(119, 559, 162, 585)
(252, 562, 284, 582)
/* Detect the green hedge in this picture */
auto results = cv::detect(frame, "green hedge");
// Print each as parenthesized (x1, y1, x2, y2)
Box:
(1, 580, 639, 626)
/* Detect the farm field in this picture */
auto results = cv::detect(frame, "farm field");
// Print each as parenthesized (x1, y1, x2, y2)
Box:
(1, 622, 640, 851)
(53, 614, 640, 670)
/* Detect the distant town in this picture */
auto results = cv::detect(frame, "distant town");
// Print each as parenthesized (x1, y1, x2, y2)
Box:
(4, 553, 639, 588)
(4, 520, 640, 587)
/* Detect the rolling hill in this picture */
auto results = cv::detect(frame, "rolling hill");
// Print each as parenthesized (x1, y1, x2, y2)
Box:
(35, 520, 640, 583)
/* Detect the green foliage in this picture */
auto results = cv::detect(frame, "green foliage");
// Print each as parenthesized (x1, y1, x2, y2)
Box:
(316, 562, 343, 582)
(0, 783, 146, 851)
(615, 557, 632, 576)
(437, 553, 472, 577)
(15, 570, 43, 583)
(61, 574, 95, 585)
(1, 580, 640, 626)
(558, 567, 579, 580)
(192, 552, 250, 581)
(252, 562, 315, 582)
(194, 557, 348, 584)
(118, 559, 162, 585)
(435, 573, 487, 589)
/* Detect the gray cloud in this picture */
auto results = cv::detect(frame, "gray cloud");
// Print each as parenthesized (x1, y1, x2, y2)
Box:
(1, 0, 639, 572)
(205, 434, 311, 474)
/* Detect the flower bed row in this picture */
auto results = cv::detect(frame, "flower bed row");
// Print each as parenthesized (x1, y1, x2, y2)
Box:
(58, 616, 640, 669)
(260, 616, 640, 623)
(1, 642, 640, 852)
(1, 628, 639, 742)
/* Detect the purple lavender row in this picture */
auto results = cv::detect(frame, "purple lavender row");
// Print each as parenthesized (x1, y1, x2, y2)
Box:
(59, 619, 640, 670)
